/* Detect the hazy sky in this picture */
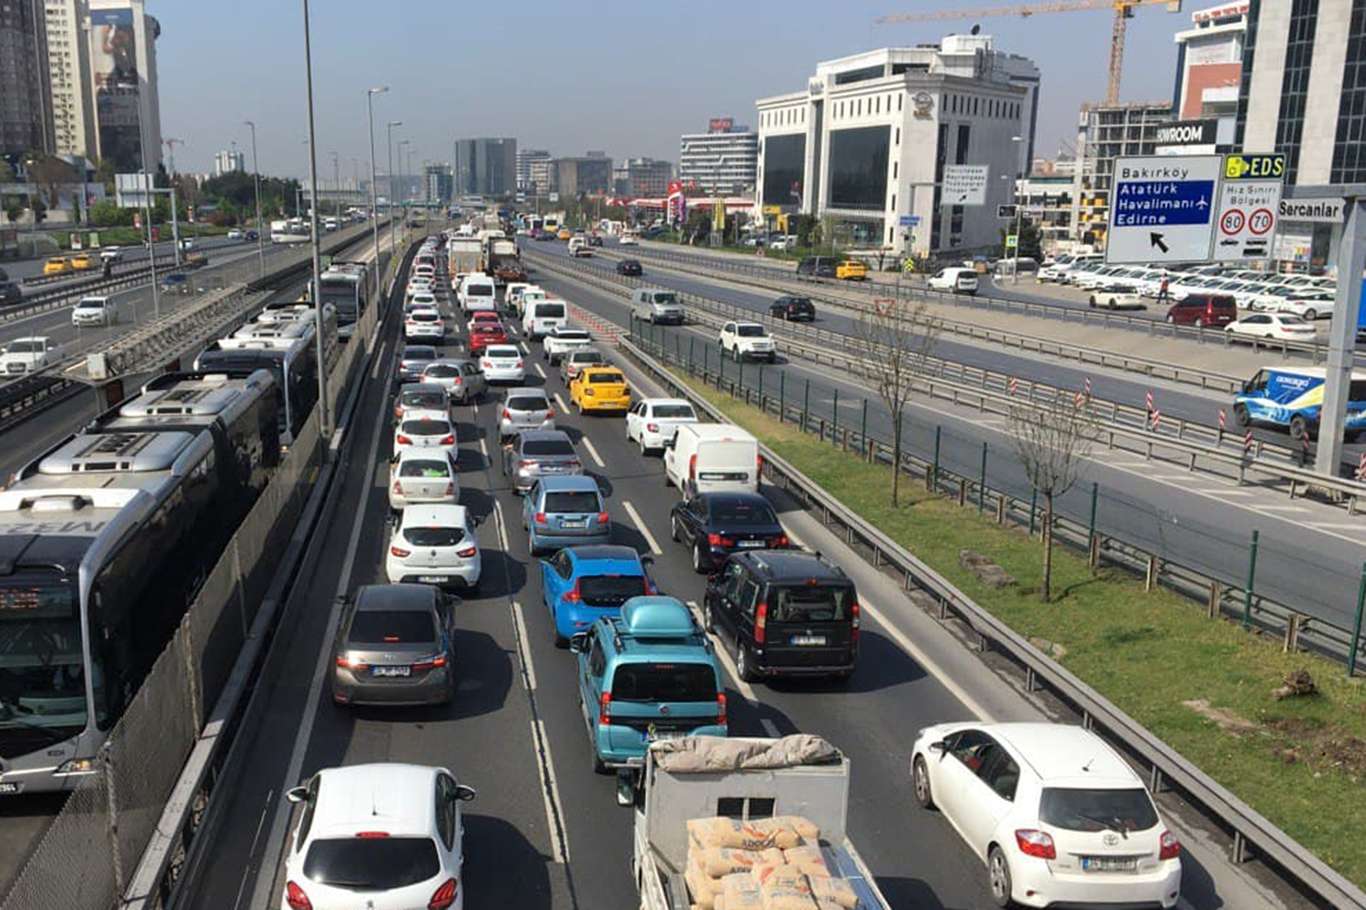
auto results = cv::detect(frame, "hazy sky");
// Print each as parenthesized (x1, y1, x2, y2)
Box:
(157, 0, 1191, 180)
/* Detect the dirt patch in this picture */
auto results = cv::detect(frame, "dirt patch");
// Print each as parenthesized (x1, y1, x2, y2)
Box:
(958, 549, 1015, 589)
(1029, 636, 1068, 661)
(1266, 718, 1366, 779)
(1182, 698, 1258, 735)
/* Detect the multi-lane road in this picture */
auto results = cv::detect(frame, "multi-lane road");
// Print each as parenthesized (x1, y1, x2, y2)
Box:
(1, 234, 244, 287)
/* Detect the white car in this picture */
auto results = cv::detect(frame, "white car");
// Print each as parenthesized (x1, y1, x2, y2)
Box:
(479, 345, 524, 383)
(226, 229, 244, 240)
(388, 447, 459, 511)
(0, 336, 60, 375)
(392, 409, 456, 459)
(1254, 289, 1333, 319)
(718, 321, 776, 362)
(504, 282, 533, 312)
(1225, 313, 1318, 343)
(407, 277, 436, 298)
(281, 763, 474, 910)
(911, 722, 1181, 909)
(405, 308, 445, 343)
(568, 237, 592, 257)
(385, 504, 481, 591)
(98, 246, 122, 263)
(71, 295, 120, 326)
(927, 266, 978, 295)
(625, 398, 699, 454)
(393, 382, 450, 423)
(457, 274, 496, 313)
(511, 287, 547, 319)
(407, 291, 439, 312)
(542, 326, 593, 364)
(1086, 286, 1144, 310)
(617, 233, 639, 246)
(522, 299, 568, 340)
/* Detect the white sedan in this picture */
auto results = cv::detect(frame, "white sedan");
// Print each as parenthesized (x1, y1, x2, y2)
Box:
(479, 345, 525, 383)
(625, 398, 699, 454)
(1086, 286, 1144, 310)
(388, 448, 458, 511)
(404, 308, 445, 343)
(392, 410, 457, 459)
(1225, 313, 1318, 343)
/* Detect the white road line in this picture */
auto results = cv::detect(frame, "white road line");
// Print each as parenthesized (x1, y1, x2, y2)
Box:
(478, 436, 489, 458)
(581, 435, 607, 468)
(230, 790, 276, 910)
(534, 363, 547, 378)
(1256, 505, 1312, 512)
(553, 391, 569, 414)
(1197, 488, 1255, 495)
(531, 719, 571, 864)
(369, 340, 387, 380)
(622, 500, 662, 554)
(519, 341, 530, 355)
(510, 601, 537, 691)
(687, 600, 759, 702)
(493, 499, 511, 552)
(1308, 522, 1366, 531)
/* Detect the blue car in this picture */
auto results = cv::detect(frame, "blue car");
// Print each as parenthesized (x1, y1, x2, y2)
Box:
(522, 475, 611, 555)
(540, 545, 652, 647)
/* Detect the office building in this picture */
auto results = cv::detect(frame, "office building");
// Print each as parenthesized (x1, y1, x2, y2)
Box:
(1069, 101, 1172, 248)
(755, 38, 1041, 256)
(613, 157, 674, 196)
(425, 162, 453, 204)
(86, 0, 162, 171)
(549, 155, 612, 196)
(528, 156, 552, 196)
(212, 148, 243, 177)
(1015, 174, 1074, 253)
(452, 137, 516, 197)
(44, 0, 96, 158)
(516, 148, 549, 192)
(0, 0, 54, 157)
(1161, 1, 1250, 156)
(679, 119, 757, 197)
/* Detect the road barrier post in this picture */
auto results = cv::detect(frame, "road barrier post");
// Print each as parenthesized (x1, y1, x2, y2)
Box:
(688, 336, 695, 373)
(758, 364, 764, 403)
(1243, 529, 1260, 630)
(738, 359, 744, 396)
(861, 398, 868, 448)
(704, 344, 710, 381)
(978, 442, 987, 514)
(716, 348, 723, 388)
(1088, 481, 1100, 568)
(832, 387, 839, 441)
(1350, 562, 1366, 677)
(779, 370, 786, 419)
(933, 425, 942, 489)
(804, 378, 811, 429)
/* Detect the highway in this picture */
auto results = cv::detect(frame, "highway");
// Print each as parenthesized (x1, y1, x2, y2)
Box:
(1, 233, 244, 289)
(172, 242, 1283, 910)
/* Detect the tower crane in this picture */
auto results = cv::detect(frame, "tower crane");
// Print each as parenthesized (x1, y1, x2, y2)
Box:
(876, 0, 1183, 105)
(162, 137, 186, 175)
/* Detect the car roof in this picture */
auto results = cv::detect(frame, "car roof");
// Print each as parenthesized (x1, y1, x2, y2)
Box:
(504, 386, 548, 398)
(355, 583, 436, 612)
(310, 763, 439, 838)
(988, 723, 1141, 787)
(402, 345, 437, 356)
(519, 429, 571, 444)
(399, 503, 469, 528)
(535, 474, 600, 493)
(735, 549, 847, 581)
(484, 345, 520, 355)
(581, 365, 623, 375)
(697, 491, 772, 509)
(567, 544, 643, 566)
(395, 446, 451, 463)
(642, 397, 692, 407)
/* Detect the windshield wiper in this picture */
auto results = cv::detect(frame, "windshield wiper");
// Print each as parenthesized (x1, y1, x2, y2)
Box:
(1075, 812, 1130, 837)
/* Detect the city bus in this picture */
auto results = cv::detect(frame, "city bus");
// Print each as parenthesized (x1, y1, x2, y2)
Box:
(270, 218, 310, 244)
(0, 371, 279, 795)
(318, 262, 369, 341)
(195, 335, 320, 446)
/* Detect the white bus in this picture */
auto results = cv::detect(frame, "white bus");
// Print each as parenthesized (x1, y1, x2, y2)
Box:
(270, 218, 310, 244)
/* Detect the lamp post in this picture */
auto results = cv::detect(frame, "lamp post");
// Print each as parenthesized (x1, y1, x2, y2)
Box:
(366, 87, 388, 305)
(330, 151, 339, 217)
(244, 119, 266, 275)
(1011, 136, 1024, 285)
(300, 0, 330, 438)
(398, 139, 411, 239)
(387, 122, 401, 254)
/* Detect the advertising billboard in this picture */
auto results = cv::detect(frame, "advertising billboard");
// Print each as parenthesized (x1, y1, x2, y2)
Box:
(708, 117, 735, 133)
(91, 8, 142, 171)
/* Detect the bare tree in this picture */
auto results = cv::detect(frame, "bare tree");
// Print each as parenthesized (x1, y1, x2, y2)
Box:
(1006, 390, 1097, 602)
(856, 298, 941, 507)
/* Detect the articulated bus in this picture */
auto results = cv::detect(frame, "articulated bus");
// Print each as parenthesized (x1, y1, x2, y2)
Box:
(195, 336, 320, 445)
(0, 371, 279, 795)
(318, 262, 369, 341)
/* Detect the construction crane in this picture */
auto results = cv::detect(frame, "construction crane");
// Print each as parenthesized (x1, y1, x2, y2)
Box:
(162, 137, 186, 175)
(876, 0, 1183, 106)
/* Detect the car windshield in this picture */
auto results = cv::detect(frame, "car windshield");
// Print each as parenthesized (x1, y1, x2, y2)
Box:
(536, 304, 566, 318)
(712, 498, 777, 524)
(401, 419, 450, 436)
(588, 372, 624, 384)
(770, 584, 852, 622)
(522, 438, 574, 457)
(403, 526, 466, 547)
(507, 396, 548, 412)
(653, 404, 695, 419)
(0, 576, 88, 749)
(544, 490, 600, 513)
(787, 298, 812, 308)
(736, 325, 766, 337)
(1279, 316, 1309, 325)
(651, 293, 678, 305)
(349, 609, 436, 644)
(424, 364, 459, 378)
(7, 341, 42, 352)
(1039, 787, 1159, 834)
(399, 459, 449, 478)
(610, 663, 715, 702)
(77, 299, 104, 309)
(303, 837, 440, 891)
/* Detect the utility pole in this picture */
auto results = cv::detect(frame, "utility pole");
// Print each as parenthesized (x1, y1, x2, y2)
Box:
(387, 121, 402, 257)
(331, 151, 339, 216)
(244, 119, 266, 275)
(366, 87, 388, 307)
(300, 0, 331, 438)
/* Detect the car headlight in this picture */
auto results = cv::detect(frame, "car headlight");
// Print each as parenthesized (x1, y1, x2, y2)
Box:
(56, 758, 97, 775)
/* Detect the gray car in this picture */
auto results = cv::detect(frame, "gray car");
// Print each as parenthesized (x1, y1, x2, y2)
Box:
(497, 387, 556, 443)
(331, 583, 456, 707)
(501, 429, 582, 494)
(559, 348, 608, 384)
(397, 344, 439, 383)
(421, 357, 487, 404)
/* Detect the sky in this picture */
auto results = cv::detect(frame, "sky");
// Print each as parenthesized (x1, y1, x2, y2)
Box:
(156, 0, 1192, 180)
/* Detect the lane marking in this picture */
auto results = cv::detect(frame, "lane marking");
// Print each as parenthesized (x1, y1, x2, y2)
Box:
(686, 600, 758, 703)
(531, 719, 571, 865)
(534, 363, 547, 378)
(510, 601, 538, 691)
(492, 498, 511, 552)
(581, 435, 606, 469)
(1256, 505, 1312, 513)
(369, 340, 388, 380)
(622, 500, 662, 554)
(553, 391, 569, 414)
(478, 437, 489, 458)
(230, 789, 276, 910)
(1308, 522, 1366, 531)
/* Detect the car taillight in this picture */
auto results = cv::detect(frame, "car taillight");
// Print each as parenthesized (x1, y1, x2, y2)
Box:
(1014, 829, 1056, 860)
(598, 691, 612, 725)
(850, 601, 861, 644)
(596, 511, 610, 524)
(563, 580, 581, 603)
(335, 653, 368, 670)
(515, 360, 523, 368)
(285, 881, 312, 910)
(775, 534, 789, 548)
(546, 408, 555, 419)
(392, 479, 403, 494)
(534, 511, 547, 524)
(456, 545, 477, 558)
(1159, 830, 1180, 860)
(646, 422, 659, 433)
(444, 482, 455, 496)
(390, 546, 411, 558)
(707, 532, 734, 547)
(412, 652, 448, 672)
(518, 459, 539, 470)
(757, 453, 764, 475)
(397, 434, 412, 445)
(355, 830, 390, 838)
(482, 360, 493, 369)
(717, 692, 727, 726)
(428, 878, 458, 910)
(754, 602, 767, 645)
(439, 435, 455, 445)
(501, 408, 511, 420)
(689, 453, 697, 480)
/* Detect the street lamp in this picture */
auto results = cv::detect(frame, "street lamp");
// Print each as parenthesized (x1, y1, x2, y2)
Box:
(299, 0, 330, 438)
(330, 151, 339, 217)
(387, 121, 402, 255)
(244, 119, 266, 275)
(398, 139, 411, 237)
(366, 86, 388, 306)
(1011, 136, 1024, 284)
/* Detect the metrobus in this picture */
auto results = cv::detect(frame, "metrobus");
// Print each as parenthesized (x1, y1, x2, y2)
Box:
(319, 262, 369, 340)
(0, 370, 279, 795)
(195, 336, 320, 446)
(270, 218, 310, 244)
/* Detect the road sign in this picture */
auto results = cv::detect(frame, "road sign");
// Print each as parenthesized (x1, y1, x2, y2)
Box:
(762, 204, 782, 216)
(1213, 154, 1284, 262)
(1105, 155, 1220, 265)
(1279, 197, 1346, 224)
(1005, 234, 1018, 250)
(898, 214, 920, 227)
(997, 204, 1018, 219)
(942, 165, 989, 206)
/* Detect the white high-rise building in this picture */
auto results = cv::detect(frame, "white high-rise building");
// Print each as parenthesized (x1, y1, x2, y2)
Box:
(86, 0, 162, 171)
(213, 148, 244, 177)
(44, 0, 96, 159)
(678, 119, 757, 196)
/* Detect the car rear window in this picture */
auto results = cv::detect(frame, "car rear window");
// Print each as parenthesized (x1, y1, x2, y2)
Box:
(1039, 787, 1159, 833)
(473, 324, 501, 334)
(348, 610, 436, 643)
(423, 364, 458, 378)
(303, 837, 439, 890)
(571, 352, 605, 364)
(507, 395, 548, 411)
(466, 283, 493, 296)
(411, 312, 438, 322)
(403, 526, 466, 547)
(770, 584, 852, 622)
(399, 459, 450, 478)
(588, 372, 624, 384)
(522, 438, 575, 456)
(544, 490, 600, 513)
(712, 498, 777, 524)
(736, 325, 765, 337)
(403, 348, 436, 361)
(401, 391, 446, 411)
(653, 404, 694, 419)
(555, 330, 590, 340)
(486, 347, 518, 358)
(534, 303, 566, 318)
(401, 419, 450, 436)
(611, 663, 715, 702)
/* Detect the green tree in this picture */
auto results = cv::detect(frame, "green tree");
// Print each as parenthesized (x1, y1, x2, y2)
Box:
(3, 199, 23, 224)
(792, 214, 820, 248)
(89, 199, 132, 227)
(1000, 216, 1042, 261)
(0, 160, 15, 183)
(93, 157, 116, 193)
(24, 151, 77, 207)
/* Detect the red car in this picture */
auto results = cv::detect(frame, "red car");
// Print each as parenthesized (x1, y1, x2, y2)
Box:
(468, 322, 508, 355)
(469, 311, 501, 325)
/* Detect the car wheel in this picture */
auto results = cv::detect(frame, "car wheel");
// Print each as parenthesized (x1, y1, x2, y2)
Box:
(1234, 404, 1251, 427)
(692, 543, 708, 574)
(553, 617, 568, 650)
(702, 601, 715, 633)
(736, 642, 759, 683)
(1290, 415, 1309, 440)
(1304, 309, 1317, 321)
(1108, 299, 1118, 310)
(1087, 296, 1096, 308)
(1166, 315, 1175, 324)
(912, 756, 935, 809)
(670, 515, 681, 542)
(988, 846, 1013, 908)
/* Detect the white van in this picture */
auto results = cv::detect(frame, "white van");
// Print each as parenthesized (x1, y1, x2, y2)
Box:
(522, 298, 568, 340)
(664, 423, 761, 496)
(928, 266, 978, 295)
(457, 273, 496, 313)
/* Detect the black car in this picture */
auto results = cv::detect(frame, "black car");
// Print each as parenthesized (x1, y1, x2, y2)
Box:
(161, 272, 189, 293)
(0, 281, 22, 307)
(670, 492, 787, 573)
(616, 258, 643, 276)
(769, 296, 815, 322)
(702, 549, 858, 682)
(245, 229, 259, 241)
(588, 235, 603, 247)
(796, 256, 838, 278)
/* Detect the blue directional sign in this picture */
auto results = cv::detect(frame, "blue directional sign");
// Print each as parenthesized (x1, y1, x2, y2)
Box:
(1105, 155, 1222, 264)
(898, 214, 920, 227)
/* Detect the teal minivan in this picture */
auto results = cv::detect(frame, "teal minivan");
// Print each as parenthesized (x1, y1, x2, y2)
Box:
(570, 596, 727, 773)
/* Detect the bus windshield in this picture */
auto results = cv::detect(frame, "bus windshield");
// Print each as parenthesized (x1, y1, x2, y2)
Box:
(0, 574, 88, 755)
(319, 279, 360, 322)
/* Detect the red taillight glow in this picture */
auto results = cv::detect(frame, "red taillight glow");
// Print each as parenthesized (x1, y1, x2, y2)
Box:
(707, 532, 735, 547)
(501, 409, 511, 420)
(563, 580, 581, 603)
(775, 534, 789, 548)
(1014, 829, 1056, 860)
(689, 453, 697, 480)
(335, 654, 368, 670)
(412, 652, 448, 672)
(757, 453, 764, 475)
(534, 512, 547, 524)
(456, 545, 477, 558)
(390, 546, 412, 558)
(717, 692, 727, 726)
(546, 408, 555, 419)
(397, 434, 412, 445)
(755, 602, 768, 645)
(439, 434, 455, 445)
(1159, 830, 1181, 861)
(285, 881, 312, 910)
(646, 422, 659, 433)
(596, 511, 610, 524)
(392, 480, 403, 495)
(355, 831, 390, 839)
(444, 482, 455, 496)
(850, 601, 861, 644)
(598, 691, 612, 725)
(428, 878, 459, 910)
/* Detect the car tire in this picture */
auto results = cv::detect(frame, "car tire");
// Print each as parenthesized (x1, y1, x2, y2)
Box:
(553, 617, 568, 650)
(1304, 309, 1317, 321)
(736, 642, 759, 683)
(912, 755, 935, 809)
(692, 543, 707, 574)
(702, 601, 715, 633)
(1290, 415, 1309, 440)
(988, 846, 1013, 908)
(670, 515, 681, 542)
(1234, 404, 1251, 427)
(1088, 296, 1096, 308)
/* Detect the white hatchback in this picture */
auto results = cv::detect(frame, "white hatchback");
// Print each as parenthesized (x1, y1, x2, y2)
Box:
(479, 345, 525, 383)
(281, 763, 474, 910)
(405, 308, 445, 343)
(911, 722, 1181, 909)
(393, 410, 456, 459)
(385, 504, 481, 591)
(625, 398, 699, 454)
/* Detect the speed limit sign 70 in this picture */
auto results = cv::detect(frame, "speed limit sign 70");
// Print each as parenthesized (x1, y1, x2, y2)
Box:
(1248, 207, 1274, 235)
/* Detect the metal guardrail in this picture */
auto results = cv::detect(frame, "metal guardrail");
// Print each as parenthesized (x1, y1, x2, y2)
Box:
(18, 253, 183, 287)
(1, 257, 202, 326)
(0, 373, 84, 434)
(619, 333, 1366, 910)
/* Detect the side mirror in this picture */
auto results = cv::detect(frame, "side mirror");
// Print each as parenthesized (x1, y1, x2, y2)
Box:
(927, 741, 947, 756)
(286, 785, 310, 804)
(454, 784, 477, 802)
(664, 437, 677, 450)
(568, 633, 589, 654)
(641, 555, 655, 567)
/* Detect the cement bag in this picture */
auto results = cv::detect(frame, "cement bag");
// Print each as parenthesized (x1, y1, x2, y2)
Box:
(809, 876, 859, 910)
(696, 847, 786, 878)
(753, 864, 811, 891)
(686, 859, 720, 910)
(770, 816, 821, 842)
(783, 845, 829, 878)
(747, 818, 802, 850)
(722, 872, 765, 910)
(689, 817, 786, 851)
(759, 881, 818, 910)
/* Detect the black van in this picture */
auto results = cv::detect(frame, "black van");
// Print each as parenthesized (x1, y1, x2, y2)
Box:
(796, 256, 838, 278)
(702, 550, 858, 682)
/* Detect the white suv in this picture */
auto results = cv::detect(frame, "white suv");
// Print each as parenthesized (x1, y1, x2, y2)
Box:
(282, 763, 475, 910)
(911, 722, 1181, 909)
(719, 321, 776, 362)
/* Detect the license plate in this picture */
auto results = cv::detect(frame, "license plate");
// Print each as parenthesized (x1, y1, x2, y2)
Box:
(0, 782, 22, 795)
(737, 540, 765, 548)
(373, 666, 412, 678)
(645, 729, 685, 742)
(562, 519, 587, 528)
(790, 635, 827, 646)
(419, 575, 446, 583)
(1081, 857, 1138, 873)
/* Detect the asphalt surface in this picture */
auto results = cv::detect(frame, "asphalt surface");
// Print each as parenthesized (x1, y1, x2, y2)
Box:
(2, 234, 243, 287)
(174, 245, 1282, 910)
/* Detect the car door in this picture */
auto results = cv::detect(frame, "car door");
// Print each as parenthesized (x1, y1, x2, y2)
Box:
(959, 743, 1021, 855)
(707, 561, 745, 640)
(721, 322, 735, 349)
(625, 402, 642, 440)
(523, 481, 541, 530)
(677, 496, 703, 545)
(933, 729, 999, 847)
(541, 549, 572, 610)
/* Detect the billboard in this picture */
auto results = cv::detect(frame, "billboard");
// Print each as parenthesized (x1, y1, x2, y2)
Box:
(708, 117, 734, 133)
(91, 8, 142, 171)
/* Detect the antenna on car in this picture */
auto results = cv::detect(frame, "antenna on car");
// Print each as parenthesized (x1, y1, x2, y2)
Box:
(1081, 756, 1095, 772)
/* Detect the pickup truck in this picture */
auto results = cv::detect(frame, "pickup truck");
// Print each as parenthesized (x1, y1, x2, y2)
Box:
(633, 735, 892, 910)
(0, 336, 61, 376)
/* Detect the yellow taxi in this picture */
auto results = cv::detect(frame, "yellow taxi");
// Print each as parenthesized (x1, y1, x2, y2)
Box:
(570, 365, 631, 414)
(835, 259, 868, 281)
(43, 256, 73, 275)
(556, 227, 573, 241)
(68, 252, 94, 270)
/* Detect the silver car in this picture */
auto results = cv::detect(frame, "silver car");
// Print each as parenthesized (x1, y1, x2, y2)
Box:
(397, 345, 439, 384)
(501, 429, 582, 494)
(497, 387, 556, 443)
(421, 358, 486, 404)
(394, 382, 449, 423)
(559, 348, 608, 384)
(330, 583, 456, 707)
